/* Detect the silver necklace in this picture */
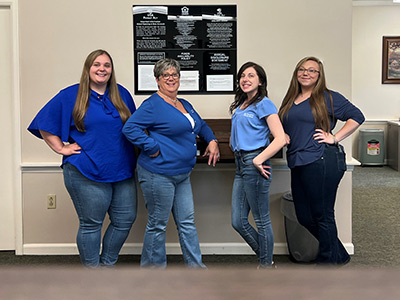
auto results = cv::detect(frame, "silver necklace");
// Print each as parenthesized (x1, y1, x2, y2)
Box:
(158, 91, 179, 107)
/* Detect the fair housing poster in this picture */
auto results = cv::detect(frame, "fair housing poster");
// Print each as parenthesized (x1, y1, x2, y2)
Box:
(133, 5, 237, 94)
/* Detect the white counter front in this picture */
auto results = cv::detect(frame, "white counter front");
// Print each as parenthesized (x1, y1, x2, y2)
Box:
(186, 160, 355, 255)
(21, 159, 356, 256)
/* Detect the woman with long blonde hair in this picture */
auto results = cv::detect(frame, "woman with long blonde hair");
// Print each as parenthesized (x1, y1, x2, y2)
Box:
(28, 49, 137, 268)
(279, 56, 364, 265)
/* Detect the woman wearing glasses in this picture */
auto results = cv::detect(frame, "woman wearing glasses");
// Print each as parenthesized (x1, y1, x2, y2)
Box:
(279, 56, 364, 265)
(123, 58, 220, 268)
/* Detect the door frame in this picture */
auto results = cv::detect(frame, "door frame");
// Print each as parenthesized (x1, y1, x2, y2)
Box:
(0, 0, 22, 254)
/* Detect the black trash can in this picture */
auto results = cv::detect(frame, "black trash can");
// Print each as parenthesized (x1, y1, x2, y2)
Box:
(280, 191, 319, 263)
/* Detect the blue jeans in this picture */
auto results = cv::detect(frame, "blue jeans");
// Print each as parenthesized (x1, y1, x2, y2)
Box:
(290, 144, 350, 264)
(63, 163, 137, 267)
(231, 148, 274, 266)
(137, 164, 204, 268)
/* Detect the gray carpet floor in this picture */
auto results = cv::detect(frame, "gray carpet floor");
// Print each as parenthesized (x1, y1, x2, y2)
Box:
(350, 165, 400, 268)
(1, 166, 399, 268)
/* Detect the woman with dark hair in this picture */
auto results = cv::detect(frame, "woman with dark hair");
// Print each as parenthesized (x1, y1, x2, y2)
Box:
(230, 62, 286, 268)
(279, 56, 365, 265)
(123, 58, 219, 268)
(28, 49, 137, 268)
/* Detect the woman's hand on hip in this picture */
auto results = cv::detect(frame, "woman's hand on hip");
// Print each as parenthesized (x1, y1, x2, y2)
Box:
(60, 143, 82, 155)
(149, 150, 160, 158)
(253, 156, 271, 179)
(40, 130, 81, 156)
(285, 133, 291, 145)
(313, 129, 335, 144)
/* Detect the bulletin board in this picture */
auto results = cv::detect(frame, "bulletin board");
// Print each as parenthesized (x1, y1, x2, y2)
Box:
(133, 5, 237, 94)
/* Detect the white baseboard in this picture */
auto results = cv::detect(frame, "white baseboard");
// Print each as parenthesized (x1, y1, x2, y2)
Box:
(21, 242, 354, 256)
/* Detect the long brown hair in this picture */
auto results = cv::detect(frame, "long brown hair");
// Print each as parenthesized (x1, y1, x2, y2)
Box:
(229, 62, 268, 114)
(278, 56, 333, 132)
(73, 49, 131, 132)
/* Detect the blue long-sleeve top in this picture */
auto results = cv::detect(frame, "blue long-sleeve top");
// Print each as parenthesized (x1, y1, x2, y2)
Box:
(122, 93, 216, 176)
(28, 84, 136, 182)
(282, 90, 365, 168)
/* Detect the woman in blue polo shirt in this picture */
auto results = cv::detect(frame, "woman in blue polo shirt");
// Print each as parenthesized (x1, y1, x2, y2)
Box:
(279, 56, 365, 265)
(28, 49, 137, 268)
(230, 62, 286, 268)
(123, 58, 220, 268)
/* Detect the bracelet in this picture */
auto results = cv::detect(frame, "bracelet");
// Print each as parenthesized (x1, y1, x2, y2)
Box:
(333, 135, 339, 146)
(210, 139, 218, 144)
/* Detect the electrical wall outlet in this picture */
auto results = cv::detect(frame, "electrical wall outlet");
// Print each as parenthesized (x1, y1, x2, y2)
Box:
(47, 194, 56, 209)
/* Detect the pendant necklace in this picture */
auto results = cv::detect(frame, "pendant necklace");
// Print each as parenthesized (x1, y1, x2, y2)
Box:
(158, 91, 179, 107)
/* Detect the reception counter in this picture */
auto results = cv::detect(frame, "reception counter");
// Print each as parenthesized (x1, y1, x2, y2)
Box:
(183, 158, 356, 256)
(185, 119, 355, 255)
(123, 156, 356, 256)
(20, 120, 357, 256)
(20, 156, 357, 257)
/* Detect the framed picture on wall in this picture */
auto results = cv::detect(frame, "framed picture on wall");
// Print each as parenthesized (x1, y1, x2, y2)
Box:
(382, 36, 400, 84)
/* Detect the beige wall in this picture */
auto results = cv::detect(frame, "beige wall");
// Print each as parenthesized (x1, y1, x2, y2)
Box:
(19, 0, 356, 254)
(21, 0, 353, 163)
(351, 4, 400, 159)
(352, 5, 400, 121)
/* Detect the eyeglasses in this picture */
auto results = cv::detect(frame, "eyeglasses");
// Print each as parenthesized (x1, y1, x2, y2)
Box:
(161, 73, 180, 80)
(297, 68, 320, 74)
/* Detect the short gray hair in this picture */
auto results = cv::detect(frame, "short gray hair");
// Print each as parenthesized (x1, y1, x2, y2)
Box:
(153, 58, 181, 78)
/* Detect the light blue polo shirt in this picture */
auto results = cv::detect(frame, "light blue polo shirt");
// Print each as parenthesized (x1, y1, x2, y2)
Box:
(231, 96, 278, 151)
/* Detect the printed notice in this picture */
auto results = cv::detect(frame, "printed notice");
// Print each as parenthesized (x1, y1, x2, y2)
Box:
(179, 70, 200, 91)
(206, 75, 234, 91)
(138, 65, 158, 91)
